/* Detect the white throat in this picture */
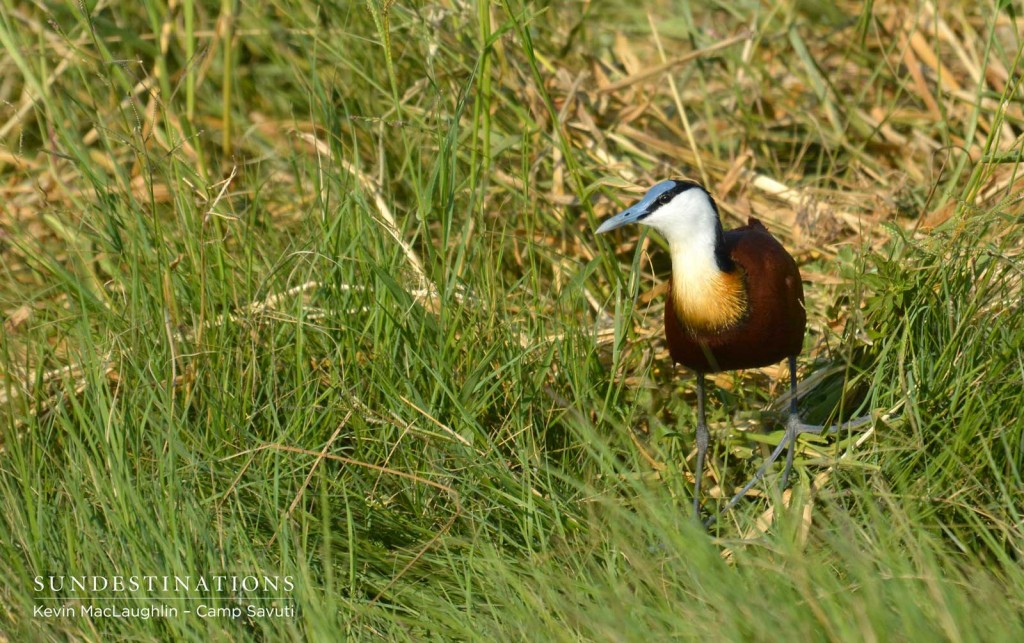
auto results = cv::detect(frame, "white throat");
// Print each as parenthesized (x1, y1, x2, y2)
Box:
(668, 228, 723, 306)
(641, 189, 725, 292)
(649, 193, 746, 332)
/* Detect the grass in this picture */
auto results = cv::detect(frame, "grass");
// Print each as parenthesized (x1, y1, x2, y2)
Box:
(1, 0, 1022, 639)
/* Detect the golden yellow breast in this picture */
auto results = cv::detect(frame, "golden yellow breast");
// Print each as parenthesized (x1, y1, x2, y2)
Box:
(671, 270, 748, 334)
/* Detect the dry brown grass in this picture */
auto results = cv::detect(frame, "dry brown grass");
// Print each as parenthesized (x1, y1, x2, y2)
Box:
(1, 0, 1021, 453)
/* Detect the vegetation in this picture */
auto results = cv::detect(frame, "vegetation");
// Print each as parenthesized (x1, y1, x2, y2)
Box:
(0, 0, 1021, 639)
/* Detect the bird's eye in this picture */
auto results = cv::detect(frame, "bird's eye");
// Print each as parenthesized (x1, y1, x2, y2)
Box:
(657, 193, 672, 205)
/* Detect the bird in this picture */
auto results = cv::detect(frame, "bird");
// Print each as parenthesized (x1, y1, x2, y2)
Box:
(597, 179, 807, 522)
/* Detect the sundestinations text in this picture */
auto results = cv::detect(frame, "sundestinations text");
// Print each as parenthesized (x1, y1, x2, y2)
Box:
(33, 575, 294, 594)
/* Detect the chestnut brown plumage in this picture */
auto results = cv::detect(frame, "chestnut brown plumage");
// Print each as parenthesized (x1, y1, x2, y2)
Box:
(597, 180, 807, 523)
(664, 218, 805, 373)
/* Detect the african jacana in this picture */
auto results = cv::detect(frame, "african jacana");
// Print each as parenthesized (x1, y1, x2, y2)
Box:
(597, 179, 806, 522)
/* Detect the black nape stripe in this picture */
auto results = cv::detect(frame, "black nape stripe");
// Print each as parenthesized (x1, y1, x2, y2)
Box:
(713, 217, 735, 273)
(700, 188, 734, 272)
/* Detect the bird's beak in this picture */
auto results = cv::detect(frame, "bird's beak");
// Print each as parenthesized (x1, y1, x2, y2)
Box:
(595, 203, 647, 234)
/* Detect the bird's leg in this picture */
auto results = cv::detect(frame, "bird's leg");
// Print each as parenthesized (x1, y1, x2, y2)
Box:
(704, 419, 796, 526)
(779, 356, 799, 490)
(782, 353, 875, 436)
(693, 371, 708, 522)
(706, 357, 877, 526)
(704, 356, 800, 527)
